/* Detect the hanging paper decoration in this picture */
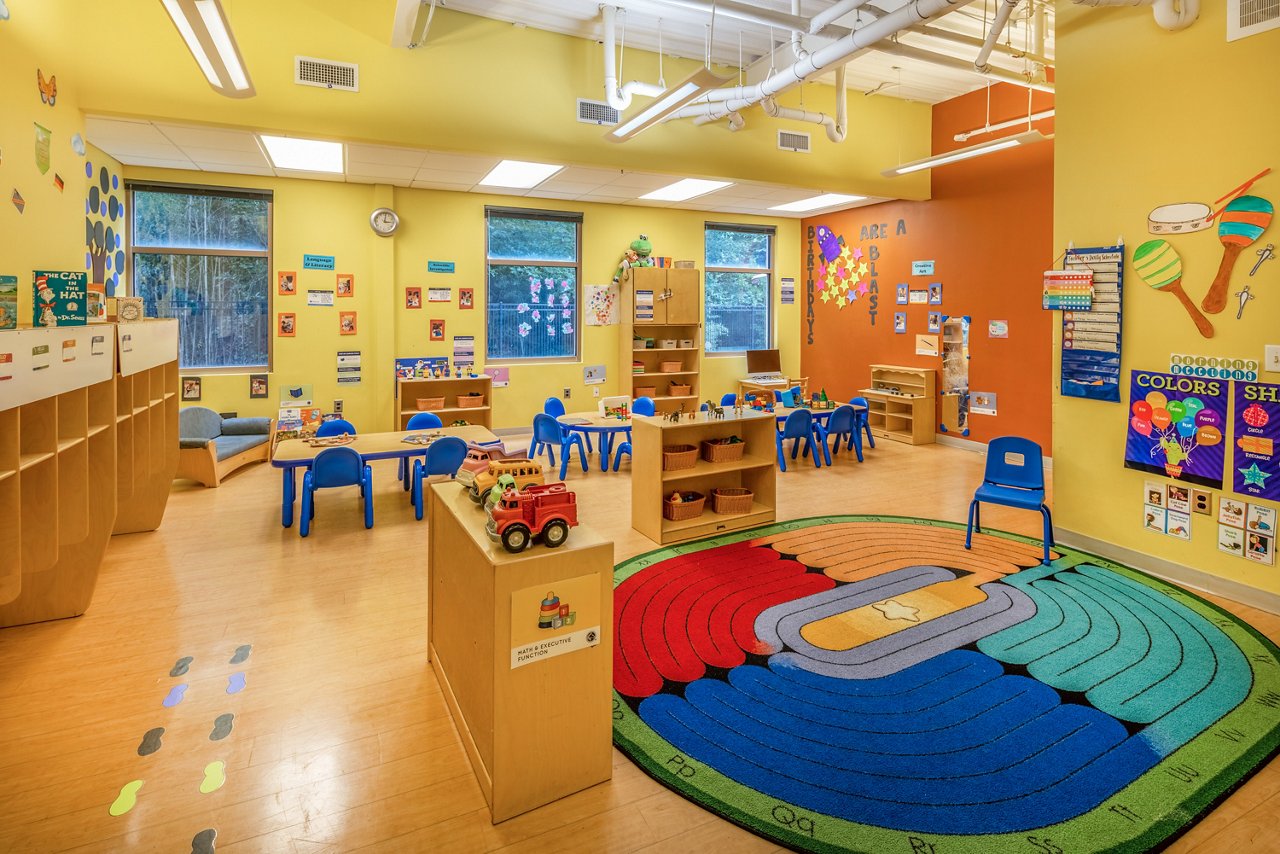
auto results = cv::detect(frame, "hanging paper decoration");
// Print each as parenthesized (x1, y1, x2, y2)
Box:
(531, 309, 541, 322)
(518, 322, 530, 337)
(562, 321, 574, 335)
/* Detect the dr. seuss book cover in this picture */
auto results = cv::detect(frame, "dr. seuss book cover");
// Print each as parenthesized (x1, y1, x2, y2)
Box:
(0, 275, 17, 330)
(32, 271, 88, 327)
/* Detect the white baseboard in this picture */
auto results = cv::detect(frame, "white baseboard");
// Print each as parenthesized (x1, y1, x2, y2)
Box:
(934, 433, 1053, 469)
(1055, 527, 1280, 615)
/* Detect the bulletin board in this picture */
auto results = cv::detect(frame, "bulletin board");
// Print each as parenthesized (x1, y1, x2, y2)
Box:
(1060, 245, 1123, 402)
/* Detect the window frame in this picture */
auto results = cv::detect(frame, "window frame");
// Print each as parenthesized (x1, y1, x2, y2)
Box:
(484, 205, 583, 365)
(126, 180, 274, 374)
(703, 221, 776, 356)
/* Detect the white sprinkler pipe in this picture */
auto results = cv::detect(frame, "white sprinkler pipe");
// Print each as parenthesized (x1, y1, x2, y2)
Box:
(601, 5, 666, 111)
(1072, 0, 1198, 31)
(760, 64, 849, 142)
(975, 0, 1021, 73)
(810, 0, 874, 33)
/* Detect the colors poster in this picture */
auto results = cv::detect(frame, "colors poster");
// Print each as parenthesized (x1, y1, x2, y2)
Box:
(1234, 381, 1280, 502)
(1124, 370, 1226, 489)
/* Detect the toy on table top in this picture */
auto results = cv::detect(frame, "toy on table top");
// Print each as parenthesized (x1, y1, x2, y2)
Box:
(450, 419, 470, 427)
(470, 457, 546, 506)
(486, 482, 578, 553)
(455, 441, 528, 493)
(603, 403, 631, 420)
(613, 234, 655, 284)
(664, 408, 685, 423)
(809, 389, 834, 410)
(703, 399, 725, 419)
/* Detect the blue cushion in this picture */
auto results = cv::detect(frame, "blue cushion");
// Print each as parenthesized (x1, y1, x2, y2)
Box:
(221, 417, 271, 436)
(179, 406, 223, 441)
(213, 434, 268, 461)
(975, 482, 1046, 511)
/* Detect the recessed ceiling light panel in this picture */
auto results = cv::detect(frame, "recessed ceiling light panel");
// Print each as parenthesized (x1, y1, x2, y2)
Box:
(478, 160, 564, 189)
(640, 178, 733, 202)
(769, 193, 867, 212)
(259, 135, 344, 173)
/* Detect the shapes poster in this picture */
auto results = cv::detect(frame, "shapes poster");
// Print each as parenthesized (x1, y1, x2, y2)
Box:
(1125, 370, 1226, 488)
(1233, 381, 1280, 501)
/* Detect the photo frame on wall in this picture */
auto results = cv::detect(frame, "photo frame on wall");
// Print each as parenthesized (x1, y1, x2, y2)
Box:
(927, 311, 941, 333)
(430, 318, 445, 341)
(895, 284, 908, 305)
(249, 374, 268, 399)
(278, 271, 296, 295)
(405, 287, 421, 309)
(894, 312, 906, 334)
(928, 283, 942, 304)
(278, 313, 296, 337)
(336, 273, 354, 298)
(339, 311, 357, 335)
(459, 287, 474, 310)
(181, 376, 202, 401)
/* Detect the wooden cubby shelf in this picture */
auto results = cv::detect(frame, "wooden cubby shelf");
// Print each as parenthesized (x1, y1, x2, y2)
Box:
(619, 267, 704, 413)
(860, 364, 937, 446)
(394, 375, 492, 430)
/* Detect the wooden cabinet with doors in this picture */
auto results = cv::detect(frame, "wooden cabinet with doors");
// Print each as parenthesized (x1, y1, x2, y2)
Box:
(619, 267, 704, 414)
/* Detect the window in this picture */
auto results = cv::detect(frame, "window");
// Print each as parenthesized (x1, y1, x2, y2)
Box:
(129, 184, 272, 370)
(704, 223, 774, 353)
(486, 207, 581, 362)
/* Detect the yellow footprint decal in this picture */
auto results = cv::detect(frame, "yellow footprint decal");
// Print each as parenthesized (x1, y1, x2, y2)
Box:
(109, 779, 143, 816)
(199, 760, 226, 794)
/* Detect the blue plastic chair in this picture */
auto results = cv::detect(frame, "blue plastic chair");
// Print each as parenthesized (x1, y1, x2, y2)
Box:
(315, 419, 356, 438)
(299, 446, 371, 537)
(399, 412, 445, 489)
(611, 396, 657, 470)
(720, 392, 737, 407)
(533, 413, 587, 480)
(412, 436, 468, 520)
(534, 396, 592, 456)
(775, 409, 822, 472)
(965, 437, 1053, 565)
(817, 404, 861, 464)
(850, 396, 875, 449)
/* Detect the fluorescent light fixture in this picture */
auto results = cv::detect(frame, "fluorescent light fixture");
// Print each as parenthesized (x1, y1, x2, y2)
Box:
(770, 193, 867, 212)
(160, 0, 255, 98)
(478, 160, 564, 189)
(882, 130, 1049, 177)
(640, 178, 733, 202)
(606, 67, 731, 143)
(259, 135, 345, 173)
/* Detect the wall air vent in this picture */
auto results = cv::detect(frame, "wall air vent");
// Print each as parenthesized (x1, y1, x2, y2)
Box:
(577, 98, 620, 126)
(295, 56, 359, 92)
(1228, 0, 1280, 40)
(778, 130, 811, 153)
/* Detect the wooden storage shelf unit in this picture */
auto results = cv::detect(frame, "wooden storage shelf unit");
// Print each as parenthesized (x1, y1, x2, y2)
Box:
(860, 364, 937, 445)
(113, 320, 179, 536)
(395, 375, 493, 430)
(631, 409, 777, 544)
(619, 267, 704, 414)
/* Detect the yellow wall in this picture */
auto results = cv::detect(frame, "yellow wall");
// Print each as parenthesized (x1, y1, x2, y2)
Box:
(1053, 7, 1280, 595)
(129, 167, 800, 429)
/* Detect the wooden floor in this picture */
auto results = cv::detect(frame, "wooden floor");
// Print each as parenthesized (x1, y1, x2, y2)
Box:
(2, 438, 1279, 853)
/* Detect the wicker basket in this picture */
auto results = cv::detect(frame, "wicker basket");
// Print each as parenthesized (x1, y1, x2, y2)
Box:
(662, 444, 698, 471)
(416, 397, 445, 411)
(634, 385, 657, 398)
(668, 383, 691, 396)
(455, 394, 485, 408)
(701, 438, 746, 463)
(711, 487, 754, 515)
(663, 491, 706, 521)
(659, 361, 683, 373)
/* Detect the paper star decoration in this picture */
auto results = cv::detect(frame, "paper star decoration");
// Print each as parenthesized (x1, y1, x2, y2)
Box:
(846, 289, 857, 304)
(856, 281, 870, 296)
(851, 247, 864, 261)
(1240, 463, 1272, 488)
(873, 599, 920, 622)
(820, 288, 833, 304)
(857, 262, 869, 278)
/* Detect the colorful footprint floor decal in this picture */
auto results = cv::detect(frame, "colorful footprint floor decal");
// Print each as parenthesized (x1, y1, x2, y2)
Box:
(209, 714, 233, 742)
(137, 727, 164, 757)
(229, 645, 251, 665)
(226, 673, 246, 695)
(162, 684, 188, 708)
(190, 828, 217, 854)
(170, 656, 193, 677)
(199, 761, 226, 794)
(108, 780, 143, 816)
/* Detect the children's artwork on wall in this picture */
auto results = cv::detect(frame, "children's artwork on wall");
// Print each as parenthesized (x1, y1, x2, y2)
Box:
(459, 288, 474, 310)
(895, 284, 908, 305)
(908, 288, 928, 304)
(928, 283, 942, 304)
(927, 311, 941, 333)
(52, 174, 63, 192)
(1133, 239, 1213, 338)
(989, 320, 1009, 338)
(11, 188, 24, 214)
(181, 377, 202, 401)
(1060, 245, 1124, 402)
(336, 274, 354, 298)
(1147, 201, 1214, 235)
(339, 311, 356, 335)
(893, 312, 906, 334)
(971, 392, 997, 415)
(278, 313, 295, 337)
(278, 272, 296, 295)
(1202, 195, 1273, 314)
(811, 225, 867, 309)
(1124, 370, 1226, 488)
(249, 374, 268, 399)
(430, 318, 445, 341)
(85, 159, 125, 297)
(915, 334, 938, 357)
(36, 69, 56, 106)
(1170, 354, 1259, 381)
(585, 283, 619, 326)
(33, 123, 51, 174)
(405, 287, 421, 309)
(1233, 381, 1280, 502)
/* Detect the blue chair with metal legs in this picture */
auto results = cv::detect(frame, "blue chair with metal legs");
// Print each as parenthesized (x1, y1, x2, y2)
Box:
(412, 436, 469, 520)
(965, 436, 1054, 565)
(775, 409, 822, 472)
(533, 413, 588, 480)
(850, 396, 875, 449)
(610, 396, 657, 470)
(817, 404, 861, 464)
(400, 412, 444, 490)
(315, 419, 356, 438)
(299, 446, 372, 537)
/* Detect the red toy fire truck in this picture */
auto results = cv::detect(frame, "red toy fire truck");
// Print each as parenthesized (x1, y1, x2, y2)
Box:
(485, 482, 579, 553)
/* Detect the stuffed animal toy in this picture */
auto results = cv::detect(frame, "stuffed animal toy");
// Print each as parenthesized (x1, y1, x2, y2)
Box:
(613, 234, 655, 283)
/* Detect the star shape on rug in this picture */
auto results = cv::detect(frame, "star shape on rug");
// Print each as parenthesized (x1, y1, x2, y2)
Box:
(1240, 463, 1272, 488)
(873, 599, 920, 622)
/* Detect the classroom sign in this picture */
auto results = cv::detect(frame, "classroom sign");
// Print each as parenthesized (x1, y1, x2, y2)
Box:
(1234, 381, 1280, 502)
(1124, 370, 1226, 489)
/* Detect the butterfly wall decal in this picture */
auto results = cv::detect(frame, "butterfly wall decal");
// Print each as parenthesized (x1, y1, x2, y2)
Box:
(37, 69, 56, 106)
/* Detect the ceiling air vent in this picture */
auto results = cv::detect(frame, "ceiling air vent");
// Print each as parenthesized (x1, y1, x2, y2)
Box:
(295, 56, 359, 92)
(1228, 0, 1280, 40)
(577, 98, 620, 126)
(778, 130, 811, 153)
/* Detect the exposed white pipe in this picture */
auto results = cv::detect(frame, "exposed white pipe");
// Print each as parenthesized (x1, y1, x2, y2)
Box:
(975, 0, 1020, 73)
(601, 5, 666, 111)
(861, 4, 1053, 66)
(790, 0, 809, 59)
(954, 107, 1054, 141)
(761, 64, 849, 142)
(655, 0, 828, 34)
(877, 39, 1054, 91)
(1030, 1, 1046, 56)
(1072, 0, 1198, 30)
(810, 0, 873, 33)
(693, 110, 746, 130)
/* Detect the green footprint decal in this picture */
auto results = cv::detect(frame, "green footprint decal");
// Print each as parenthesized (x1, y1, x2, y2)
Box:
(209, 714, 233, 741)
(137, 727, 164, 756)
(190, 828, 217, 854)
(229, 645, 251, 665)
(109, 779, 143, 816)
(199, 761, 226, 794)
(170, 656, 193, 677)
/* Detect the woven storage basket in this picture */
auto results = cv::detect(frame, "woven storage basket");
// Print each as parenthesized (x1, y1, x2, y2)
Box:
(663, 491, 706, 521)
(711, 487, 753, 514)
(416, 397, 445, 411)
(662, 444, 698, 471)
(701, 438, 746, 463)
(634, 385, 657, 398)
(455, 394, 485, 408)
(668, 383, 691, 396)
(659, 361, 683, 373)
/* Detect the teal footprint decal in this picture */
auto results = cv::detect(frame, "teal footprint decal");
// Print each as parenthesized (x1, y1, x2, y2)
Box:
(229, 645, 251, 665)
(226, 673, 246, 695)
(209, 714, 233, 741)
(170, 656, 193, 677)
(137, 727, 164, 756)
(109, 780, 143, 816)
(163, 684, 188, 707)
(199, 761, 226, 794)
(191, 828, 217, 854)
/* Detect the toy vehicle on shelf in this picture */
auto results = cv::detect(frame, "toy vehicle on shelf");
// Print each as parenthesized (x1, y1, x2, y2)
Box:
(486, 482, 579, 553)
(455, 441, 528, 494)
(469, 458, 545, 505)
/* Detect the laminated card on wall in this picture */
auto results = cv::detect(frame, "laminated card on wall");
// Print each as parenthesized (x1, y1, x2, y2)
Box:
(1060, 245, 1124, 402)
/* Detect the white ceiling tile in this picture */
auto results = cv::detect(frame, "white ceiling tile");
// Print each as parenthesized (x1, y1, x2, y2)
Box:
(414, 165, 488, 184)
(419, 152, 501, 173)
(154, 123, 262, 152)
(604, 171, 677, 190)
(196, 164, 276, 177)
(347, 174, 414, 187)
(182, 147, 272, 168)
(85, 117, 173, 147)
(116, 155, 199, 169)
(528, 191, 584, 200)
(410, 180, 474, 191)
(532, 181, 606, 195)
(346, 163, 420, 181)
(553, 166, 624, 185)
(346, 144, 428, 168)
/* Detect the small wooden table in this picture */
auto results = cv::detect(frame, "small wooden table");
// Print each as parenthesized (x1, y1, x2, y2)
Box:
(556, 411, 633, 472)
(271, 425, 498, 527)
(737, 377, 793, 402)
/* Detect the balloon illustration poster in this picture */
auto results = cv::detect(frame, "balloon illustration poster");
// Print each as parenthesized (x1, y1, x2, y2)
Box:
(1125, 370, 1227, 489)
(1233, 381, 1280, 502)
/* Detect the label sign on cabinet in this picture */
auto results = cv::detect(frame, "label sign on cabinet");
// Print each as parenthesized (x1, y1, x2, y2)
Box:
(510, 575, 602, 669)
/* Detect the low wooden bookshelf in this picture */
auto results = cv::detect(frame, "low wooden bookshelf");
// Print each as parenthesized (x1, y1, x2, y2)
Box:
(858, 364, 937, 446)
(395, 375, 492, 430)
(618, 267, 703, 414)
(113, 321, 179, 535)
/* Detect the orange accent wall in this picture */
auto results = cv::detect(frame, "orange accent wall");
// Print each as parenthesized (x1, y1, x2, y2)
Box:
(800, 84, 1055, 448)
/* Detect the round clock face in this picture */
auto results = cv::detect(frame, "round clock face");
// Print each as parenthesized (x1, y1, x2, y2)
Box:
(370, 207, 399, 237)
(119, 302, 142, 322)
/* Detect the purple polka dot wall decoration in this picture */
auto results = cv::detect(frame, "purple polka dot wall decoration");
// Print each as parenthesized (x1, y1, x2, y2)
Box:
(85, 252, 92, 269)
(115, 234, 122, 249)
(100, 202, 106, 216)
(106, 256, 112, 271)
(112, 174, 119, 190)
(85, 160, 93, 178)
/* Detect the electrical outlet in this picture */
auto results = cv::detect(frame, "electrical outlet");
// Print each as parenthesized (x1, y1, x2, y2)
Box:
(1191, 489, 1213, 515)
(334, 399, 344, 415)
(1266, 344, 1280, 373)
(592, 387, 600, 398)
(563, 387, 571, 399)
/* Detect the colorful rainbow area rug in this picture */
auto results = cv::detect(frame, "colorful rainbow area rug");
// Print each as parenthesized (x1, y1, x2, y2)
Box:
(612, 516, 1280, 853)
